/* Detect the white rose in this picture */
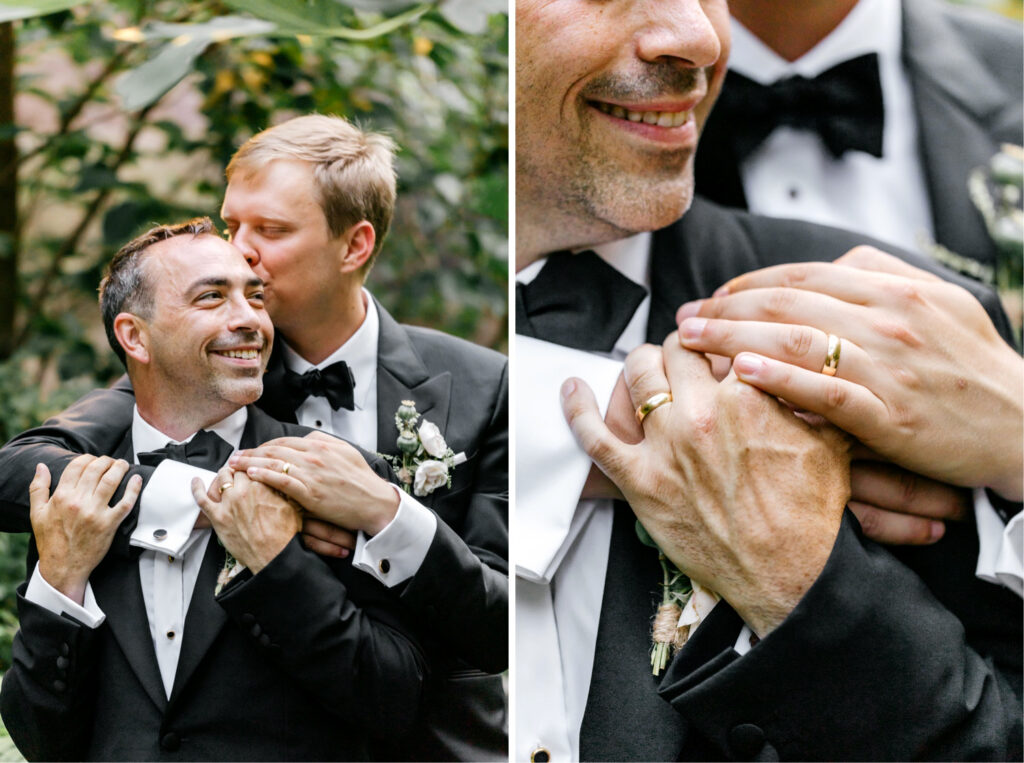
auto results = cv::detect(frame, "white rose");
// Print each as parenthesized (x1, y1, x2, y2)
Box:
(418, 420, 448, 457)
(413, 459, 449, 496)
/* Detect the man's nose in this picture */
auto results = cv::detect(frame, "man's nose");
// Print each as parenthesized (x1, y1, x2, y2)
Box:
(226, 294, 261, 332)
(232, 227, 261, 267)
(635, 0, 722, 68)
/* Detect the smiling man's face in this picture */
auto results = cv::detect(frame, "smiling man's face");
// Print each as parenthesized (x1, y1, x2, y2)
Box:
(515, 0, 731, 257)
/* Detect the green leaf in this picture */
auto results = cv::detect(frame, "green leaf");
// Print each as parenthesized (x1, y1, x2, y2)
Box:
(438, 0, 505, 34)
(0, 0, 82, 23)
(635, 520, 659, 549)
(115, 36, 209, 112)
(222, 0, 431, 39)
(140, 15, 277, 42)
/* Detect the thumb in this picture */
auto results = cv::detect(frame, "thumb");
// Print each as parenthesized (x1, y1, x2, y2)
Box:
(561, 377, 634, 489)
(28, 464, 51, 515)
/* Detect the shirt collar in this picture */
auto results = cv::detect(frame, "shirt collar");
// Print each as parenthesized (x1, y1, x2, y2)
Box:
(280, 288, 379, 411)
(131, 405, 248, 459)
(515, 232, 652, 290)
(728, 0, 900, 83)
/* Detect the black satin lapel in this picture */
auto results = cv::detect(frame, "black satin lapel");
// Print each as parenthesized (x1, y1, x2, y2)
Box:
(167, 534, 228, 705)
(91, 556, 168, 712)
(579, 506, 688, 761)
(239, 405, 288, 450)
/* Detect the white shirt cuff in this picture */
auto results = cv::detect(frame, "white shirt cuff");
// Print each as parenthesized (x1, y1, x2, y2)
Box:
(974, 488, 1023, 598)
(131, 460, 213, 555)
(352, 486, 437, 587)
(514, 335, 623, 583)
(24, 562, 105, 628)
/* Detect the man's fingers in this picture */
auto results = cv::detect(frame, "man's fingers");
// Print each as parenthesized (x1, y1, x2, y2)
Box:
(60, 454, 95, 490)
(301, 533, 351, 558)
(834, 246, 942, 282)
(95, 459, 131, 507)
(622, 344, 670, 412)
(191, 477, 219, 521)
(244, 465, 310, 506)
(850, 461, 970, 521)
(849, 501, 945, 546)
(302, 517, 356, 551)
(28, 464, 52, 514)
(76, 455, 115, 492)
(111, 475, 144, 521)
(232, 437, 312, 462)
(731, 352, 887, 442)
(561, 377, 635, 487)
(678, 317, 876, 386)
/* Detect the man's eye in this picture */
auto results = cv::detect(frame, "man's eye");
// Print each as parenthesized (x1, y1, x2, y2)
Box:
(198, 291, 222, 301)
(249, 291, 265, 303)
(260, 227, 287, 236)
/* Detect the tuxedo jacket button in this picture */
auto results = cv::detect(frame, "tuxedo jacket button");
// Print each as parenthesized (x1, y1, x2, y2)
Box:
(56, 656, 69, 670)
(729, 724, 766, 758)
(60, 643, 70, 656)
(241, 613, 256, 625)
(161, 732, 181, 751)
(52, 680, 66, 693)
(259, 634, 271, 647)
(250, 624, 262, 638)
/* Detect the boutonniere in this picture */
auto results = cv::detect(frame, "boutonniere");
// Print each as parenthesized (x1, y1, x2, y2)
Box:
(215, 542, 244, 596)
(380, 400, 466, 497)
(636, 521, 719, 675)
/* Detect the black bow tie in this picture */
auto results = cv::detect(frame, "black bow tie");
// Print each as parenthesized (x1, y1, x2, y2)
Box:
(283, 361, 356, 412)
(718, 52, 884, 162)
(137, 429, 234, 471)
(516, 251, 648, 352)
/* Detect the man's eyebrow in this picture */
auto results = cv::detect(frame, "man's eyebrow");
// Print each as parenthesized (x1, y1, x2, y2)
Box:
(186, 276, 265, 292)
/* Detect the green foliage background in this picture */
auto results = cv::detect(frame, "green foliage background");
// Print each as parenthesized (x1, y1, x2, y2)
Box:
(0, 0, 507, 674)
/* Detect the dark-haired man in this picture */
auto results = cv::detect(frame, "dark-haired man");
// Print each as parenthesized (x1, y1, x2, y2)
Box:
(0, 115, 508, 761)
(0, 219, 426, 761)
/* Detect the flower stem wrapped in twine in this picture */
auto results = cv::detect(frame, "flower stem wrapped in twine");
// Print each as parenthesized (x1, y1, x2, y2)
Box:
(650, 552, 693, 675)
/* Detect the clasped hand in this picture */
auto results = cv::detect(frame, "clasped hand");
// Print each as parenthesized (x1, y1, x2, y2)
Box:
(563, 333, 852, 637)
(30, 455, 142, 605)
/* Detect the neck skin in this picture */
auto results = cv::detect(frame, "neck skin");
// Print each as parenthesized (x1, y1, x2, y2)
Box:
(132, 379, 241, 442)
(516, 195, 624, 272)
(729, 0, 860, 61)
(277, 278, 367, 366)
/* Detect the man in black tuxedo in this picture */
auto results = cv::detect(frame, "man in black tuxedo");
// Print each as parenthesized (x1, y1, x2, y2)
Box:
(0, 116, 507, 761)
(695, 0, 1023, 277)
(515, 0, 1021, 759)
(0, 219, 427, 761)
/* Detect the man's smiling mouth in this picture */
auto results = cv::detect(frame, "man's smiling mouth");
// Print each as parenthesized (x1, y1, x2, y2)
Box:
(590, 101, 693, 128)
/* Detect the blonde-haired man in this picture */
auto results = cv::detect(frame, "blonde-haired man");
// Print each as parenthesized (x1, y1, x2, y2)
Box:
(0, 115, 508, 761)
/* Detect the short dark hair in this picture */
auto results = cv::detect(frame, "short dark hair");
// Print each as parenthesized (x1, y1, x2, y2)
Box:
(99, 217, 216, 365)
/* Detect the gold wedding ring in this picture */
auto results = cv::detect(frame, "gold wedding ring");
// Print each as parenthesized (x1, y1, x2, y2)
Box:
(821, 334, 842, 376)
(220, 482, 234, 492)
(281, 462, 291, 475)
(636, 392, 673, 425)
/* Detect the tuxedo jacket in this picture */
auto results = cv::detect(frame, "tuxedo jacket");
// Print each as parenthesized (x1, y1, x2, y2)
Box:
(0, 301, 509, 761)
(0, 406, 428, 761)
(695, 0, 1024, 271)
(520, 198, 1023, 761)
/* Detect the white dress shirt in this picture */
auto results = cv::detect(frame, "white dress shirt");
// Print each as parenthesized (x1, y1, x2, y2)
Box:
(26, 406, 247, 698)
(729, 0, 935, 256)
(515, 236, 752, 762)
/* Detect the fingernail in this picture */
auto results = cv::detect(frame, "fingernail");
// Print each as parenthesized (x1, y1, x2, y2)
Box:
(679, 317, 707, 342)
(560, 378, 576, 400)
(228, 455, 239, 465)
(247, 467, 258, 475)
(713, 284, 730, 297)
(734, 354, 765, 377)
(930, 521, 945, 542)
(676, 300, 704, 322)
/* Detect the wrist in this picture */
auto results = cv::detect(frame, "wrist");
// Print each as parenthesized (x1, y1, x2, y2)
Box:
(38, 560, 88, 606)
(363, 484, 401, 536)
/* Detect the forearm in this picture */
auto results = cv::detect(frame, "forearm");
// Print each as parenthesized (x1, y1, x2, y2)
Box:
(216, 536, 427, 737)
(0, 385, 137, 534)
(660, 513, 1023, 760)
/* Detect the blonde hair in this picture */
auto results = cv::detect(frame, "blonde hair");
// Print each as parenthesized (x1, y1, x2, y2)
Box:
(227, 115, 398, 264)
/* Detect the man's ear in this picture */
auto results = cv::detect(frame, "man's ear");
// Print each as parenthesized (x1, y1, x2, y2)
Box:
(338, 221, 377, 274)
(113, 313, 151, 365)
